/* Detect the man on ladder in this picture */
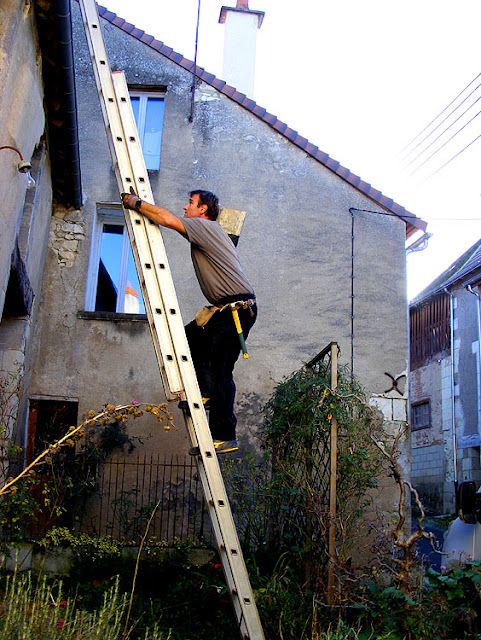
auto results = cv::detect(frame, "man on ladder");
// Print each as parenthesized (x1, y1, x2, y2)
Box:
(121, 188, 257, 455)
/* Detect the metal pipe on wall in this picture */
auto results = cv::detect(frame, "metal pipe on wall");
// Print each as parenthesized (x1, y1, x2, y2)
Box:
(466, 284, 481, 451)
(444, 287, 458, 496)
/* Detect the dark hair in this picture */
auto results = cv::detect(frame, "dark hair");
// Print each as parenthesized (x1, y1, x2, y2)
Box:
(190, 190, 219, 221)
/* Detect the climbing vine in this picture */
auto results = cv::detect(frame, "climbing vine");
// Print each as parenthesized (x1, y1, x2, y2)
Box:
(260, 359, 384, 588)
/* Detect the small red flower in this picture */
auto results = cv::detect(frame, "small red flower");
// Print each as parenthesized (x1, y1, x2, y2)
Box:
(214, 563, 222, 570)
(56, 619, 65, 629)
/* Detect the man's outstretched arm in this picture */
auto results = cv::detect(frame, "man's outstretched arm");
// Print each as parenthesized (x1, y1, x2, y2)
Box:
(122, 191, 186, 235)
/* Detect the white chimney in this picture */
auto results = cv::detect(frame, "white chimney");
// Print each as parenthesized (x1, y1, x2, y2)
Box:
(219, 0, 265, 98)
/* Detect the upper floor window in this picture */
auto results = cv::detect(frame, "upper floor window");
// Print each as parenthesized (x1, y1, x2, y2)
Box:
(85, 205, 145, 315)
(130, 92, 165, 171)
(412, 400, 431, 430)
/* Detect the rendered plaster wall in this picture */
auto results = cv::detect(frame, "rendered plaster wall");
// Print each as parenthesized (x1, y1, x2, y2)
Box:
(0, 0, 53, 444)
(27, 5, 410, 553)
(0, 0, 46, 316)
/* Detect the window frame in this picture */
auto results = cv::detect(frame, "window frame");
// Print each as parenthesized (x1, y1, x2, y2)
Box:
(129, 90, 165, 171)
(85, 204, 144, 315)
(411, 399, 431, 431)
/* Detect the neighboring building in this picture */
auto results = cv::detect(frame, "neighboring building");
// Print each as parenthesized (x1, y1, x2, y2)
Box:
(410, 239, 481, 514)
(2, 0, 428, 551)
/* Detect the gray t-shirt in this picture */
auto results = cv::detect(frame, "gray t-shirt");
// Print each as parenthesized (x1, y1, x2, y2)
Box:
(182, 217, 254, 304)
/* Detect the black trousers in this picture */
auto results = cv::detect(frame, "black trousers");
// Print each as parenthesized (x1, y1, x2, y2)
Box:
(185, 304, 257, 441)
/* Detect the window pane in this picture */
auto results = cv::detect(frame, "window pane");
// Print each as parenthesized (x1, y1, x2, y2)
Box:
(125, 251, 145, 314)
(412, 402, 430, 429)
(91, 212, 146, 315)
(95, 224, 123, 312)
(413, 406, 421, 426)
(144, 98, 164, 170)
(421, 403, 430, 426)
(131, 96, 140, 124)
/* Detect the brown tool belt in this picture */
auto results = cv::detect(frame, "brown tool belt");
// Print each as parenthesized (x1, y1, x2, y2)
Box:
(215, 293, 256, 309)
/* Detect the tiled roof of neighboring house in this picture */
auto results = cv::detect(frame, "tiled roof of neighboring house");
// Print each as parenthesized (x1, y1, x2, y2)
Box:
(411, 237, 481, 306)
(97, 4, 426, 238)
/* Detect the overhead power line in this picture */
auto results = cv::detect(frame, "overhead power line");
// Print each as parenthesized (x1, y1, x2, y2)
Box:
(409, 105, 481, 174)
(401, 72, 481, 156)
(403, 84, 481, 166)
(429, 132, 481, 178)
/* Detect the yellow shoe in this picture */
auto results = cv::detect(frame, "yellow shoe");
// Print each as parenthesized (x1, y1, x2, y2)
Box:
(189, 440, 238, 456)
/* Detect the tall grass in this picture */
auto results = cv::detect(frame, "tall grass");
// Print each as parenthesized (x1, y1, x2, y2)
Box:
(0, 573, 169, 640)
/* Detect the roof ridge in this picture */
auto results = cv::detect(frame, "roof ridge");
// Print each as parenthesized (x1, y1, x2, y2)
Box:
(97, 3, 426, 236)
(411, 237, 481, 305)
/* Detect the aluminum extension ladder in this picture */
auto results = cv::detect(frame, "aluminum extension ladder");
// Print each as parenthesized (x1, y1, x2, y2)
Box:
(78, 1, 264, 638)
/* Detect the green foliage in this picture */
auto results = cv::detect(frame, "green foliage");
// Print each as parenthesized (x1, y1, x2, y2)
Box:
(0, 407, 150, 540)
(107, 489, 162, 540)
(260, 359, 384, 585)
(351, 559, 481, 639)
(0, 368, 22, 449)
(0, 573, 168, 639)
(34, 531, 236, 639)
(39, 419, 139, 526)
(221, 450, 271, 552)
(0, 476, 39, 542)
(39, 527, 121, 560)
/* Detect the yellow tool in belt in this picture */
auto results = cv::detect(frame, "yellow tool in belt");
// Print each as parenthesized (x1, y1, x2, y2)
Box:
(231, 307, 249, 359)
(220, 299, 254, 359)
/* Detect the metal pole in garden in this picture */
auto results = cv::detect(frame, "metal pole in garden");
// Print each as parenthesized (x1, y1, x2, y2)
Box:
(327, 342, 338, 605)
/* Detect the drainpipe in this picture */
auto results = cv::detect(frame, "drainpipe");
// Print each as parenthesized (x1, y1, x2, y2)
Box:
(466, 284, 481, 451)
(444, 287, 458, 500)
(55, 0, 82, 208)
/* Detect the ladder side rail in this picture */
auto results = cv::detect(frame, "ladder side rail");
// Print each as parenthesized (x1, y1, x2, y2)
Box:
(115, 83, 266, 638)
(182, 411, 263, 639)
(195, 451, 262, 637)
(79, 0, 183, 396)
(113, 73, 215, 409)
(112, 72, 201, 394)
(79, 2, 265, 637)
(113, 97, 266, 635)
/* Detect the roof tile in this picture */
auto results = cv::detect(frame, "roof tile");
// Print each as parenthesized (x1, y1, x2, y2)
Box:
(231, 90, 247, 103)
(273, 121, 287, 134)
(211, 78, 226, 90)
(121, 21, 135, 33)
(201, 71, 216, 83)
(293, 134, 308, 147)
(346, 174, 360, 187)
(140, 34, 154, 45)
(98, 7, 116, 21)
(305, 142, 318, 154)
(337, 166, 351, 178)
(242, 97, 256, 110)
(222, 85, 237, 97)
(326, 158, 340, 171)
(252, 105, 267, 117)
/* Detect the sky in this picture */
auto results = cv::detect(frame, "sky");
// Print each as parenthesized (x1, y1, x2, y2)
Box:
(103, 0, 481, 300)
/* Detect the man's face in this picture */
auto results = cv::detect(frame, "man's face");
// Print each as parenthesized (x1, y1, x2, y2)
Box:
(183, 193, 206, 218)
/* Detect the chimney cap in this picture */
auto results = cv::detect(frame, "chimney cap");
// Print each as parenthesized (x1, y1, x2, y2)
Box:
(219, 4, 265, 27)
